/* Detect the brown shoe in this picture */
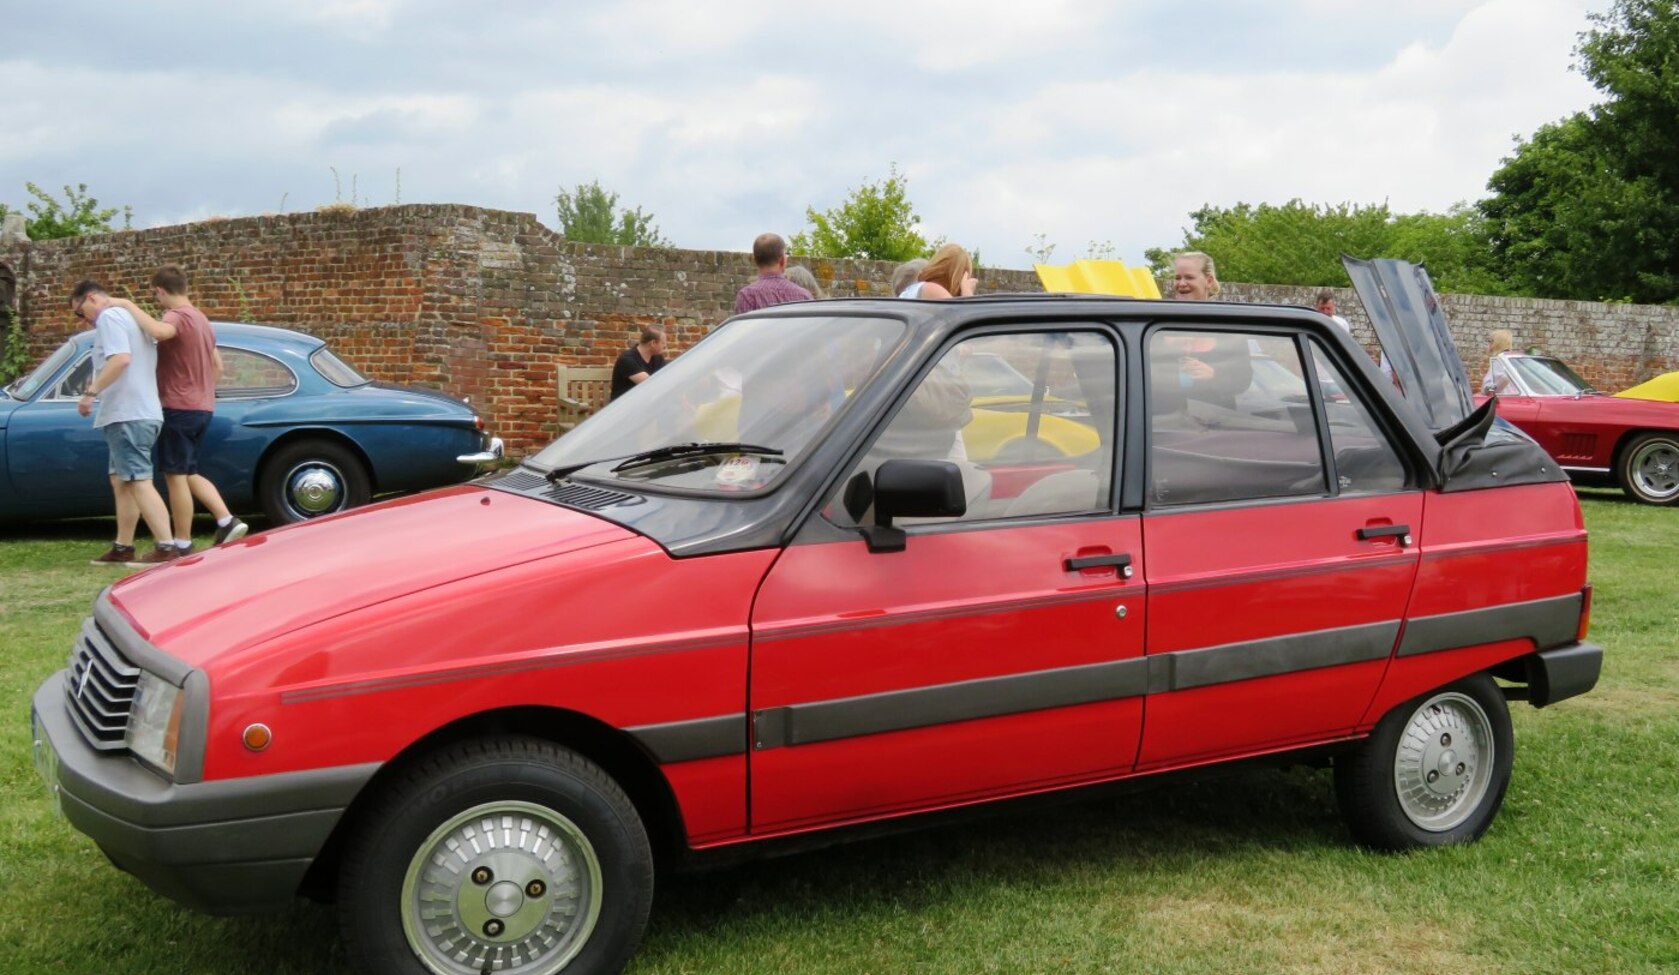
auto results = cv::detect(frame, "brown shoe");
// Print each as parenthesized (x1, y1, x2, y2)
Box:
(90, 544, 137, 566)
(127, 545, 186, 568)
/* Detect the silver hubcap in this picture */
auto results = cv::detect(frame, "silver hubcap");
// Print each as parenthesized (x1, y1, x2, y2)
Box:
(1393, 692, 1494, 832)
(1631, 441, 1679, 501)
(401, 800, 603, 975)
(284, 462, 345, 517)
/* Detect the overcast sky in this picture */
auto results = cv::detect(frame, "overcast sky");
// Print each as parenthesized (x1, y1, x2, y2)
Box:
(2, 0, 1604, 270)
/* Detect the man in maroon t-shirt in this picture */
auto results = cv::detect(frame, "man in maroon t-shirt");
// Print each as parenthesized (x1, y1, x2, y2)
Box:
(115, 266, 247, 549)
(733, 233, 812, 314)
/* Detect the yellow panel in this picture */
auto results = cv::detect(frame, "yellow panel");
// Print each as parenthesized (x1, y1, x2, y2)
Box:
(1034, 260, 1161, 299)
(1615, 371, 1679, 402)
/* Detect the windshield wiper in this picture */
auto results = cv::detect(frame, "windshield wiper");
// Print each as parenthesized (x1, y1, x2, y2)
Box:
(611, 442, 782, 472)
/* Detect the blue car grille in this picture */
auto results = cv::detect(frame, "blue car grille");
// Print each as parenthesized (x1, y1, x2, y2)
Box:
(64, 620, 140, 751)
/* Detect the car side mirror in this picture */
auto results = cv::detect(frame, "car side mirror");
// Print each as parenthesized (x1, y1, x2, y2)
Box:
(861, 459, 967, 553)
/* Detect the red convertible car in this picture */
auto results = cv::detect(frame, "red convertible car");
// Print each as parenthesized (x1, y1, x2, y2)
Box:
(30, 259, 1600, 975)
(1482, 353, 1679, 505)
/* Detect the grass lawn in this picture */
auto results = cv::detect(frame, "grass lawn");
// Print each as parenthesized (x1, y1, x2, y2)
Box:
(3, 492, 1675, 974)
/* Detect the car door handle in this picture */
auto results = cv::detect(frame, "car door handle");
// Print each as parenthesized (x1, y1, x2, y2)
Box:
(1356, 524, 1413, 546)
(1064, 552, 1133, 576)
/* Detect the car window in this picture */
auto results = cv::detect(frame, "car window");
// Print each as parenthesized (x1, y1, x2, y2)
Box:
(1148, 329, 1326, 505)
(311, 347, 371, 387)
(46, 356, 94, 400)
(1306, 339, 1409, 495)
(7, 340, 80, 399)
(217, 348, 299, 398)
(831, 330, 1117, 528)
(1508, 356, 1596, 396)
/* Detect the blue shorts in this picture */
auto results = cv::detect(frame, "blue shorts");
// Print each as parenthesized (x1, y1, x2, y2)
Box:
(157, 408, 213, 475)
(103, 419, 162, 481)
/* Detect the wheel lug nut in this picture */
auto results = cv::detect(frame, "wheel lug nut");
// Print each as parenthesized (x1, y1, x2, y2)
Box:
(483, 919, 504, 937)
(1440, 733, 1451, 746)
(1456, 763, 1466, 775)
(1426, 770, 1439, 783)
(526, 879, 546, 898)
(471, 867, 493, 886)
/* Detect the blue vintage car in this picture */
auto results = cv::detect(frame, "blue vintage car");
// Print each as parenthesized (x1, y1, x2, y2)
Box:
(0, 322, 502, 525)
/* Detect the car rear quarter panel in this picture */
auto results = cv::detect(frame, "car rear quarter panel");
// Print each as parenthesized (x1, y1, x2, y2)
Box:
(1361, 482, 1587, 723)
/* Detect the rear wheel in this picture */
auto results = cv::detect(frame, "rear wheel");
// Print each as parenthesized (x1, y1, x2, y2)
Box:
(259, 438, 371, 524)
(1616, 432, 1679, 505)
(1334, 673, 1513, 851)
(338, 737, 653, 975)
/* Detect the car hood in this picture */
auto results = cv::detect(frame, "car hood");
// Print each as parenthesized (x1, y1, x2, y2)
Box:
(106, 485, 638, 668)
(1344, 256, 1476, 432)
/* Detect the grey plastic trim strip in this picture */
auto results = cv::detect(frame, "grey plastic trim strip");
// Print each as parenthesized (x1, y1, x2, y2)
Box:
(754, 658, 1151, 750)
(1146, 620, 1400, 693)
(1397, 592, 1582, 657)
(625, 714, 746, 763)
(754, 589, 1124, 643)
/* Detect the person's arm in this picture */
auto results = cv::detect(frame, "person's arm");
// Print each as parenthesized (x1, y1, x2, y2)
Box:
(110, 298, 177, 340)
(628, 368, 652, 385)
(77, 354, 131, 416)
(212, 347, 225, 381)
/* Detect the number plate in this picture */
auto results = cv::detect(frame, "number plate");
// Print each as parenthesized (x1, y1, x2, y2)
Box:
(30, 708, 63, 816)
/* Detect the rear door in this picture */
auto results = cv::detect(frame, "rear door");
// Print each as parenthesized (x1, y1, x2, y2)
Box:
(1139, 328, 1423, 768)
(749, 326, 1146, 833)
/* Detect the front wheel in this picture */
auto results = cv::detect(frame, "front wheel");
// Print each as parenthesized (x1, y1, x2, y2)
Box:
(1334, 673, 1513, 851)
(1616, 432, 1679, 505)
(338, 737, 653, 975)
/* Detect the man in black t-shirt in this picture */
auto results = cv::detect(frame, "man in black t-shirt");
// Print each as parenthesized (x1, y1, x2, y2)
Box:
(610, 325, 668, 401)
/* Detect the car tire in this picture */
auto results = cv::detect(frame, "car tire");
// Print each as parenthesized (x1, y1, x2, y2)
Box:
(258, 438, 371, 524)
(1333, 673, 1513, 851)
(338, 736, 654, 975)
(1616, 432, 1679, 505)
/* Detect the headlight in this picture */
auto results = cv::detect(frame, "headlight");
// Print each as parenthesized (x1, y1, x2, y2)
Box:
(125, 672, 184, 777)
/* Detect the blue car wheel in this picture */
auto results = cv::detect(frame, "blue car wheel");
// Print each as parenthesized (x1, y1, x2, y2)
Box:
(260, 439, 372, 524)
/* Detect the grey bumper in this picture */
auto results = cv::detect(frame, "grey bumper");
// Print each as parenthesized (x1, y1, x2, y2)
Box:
(31, 674, 378, 915)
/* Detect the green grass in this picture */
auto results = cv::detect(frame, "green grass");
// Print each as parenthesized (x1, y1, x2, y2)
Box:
(4, 494, 1677, 974)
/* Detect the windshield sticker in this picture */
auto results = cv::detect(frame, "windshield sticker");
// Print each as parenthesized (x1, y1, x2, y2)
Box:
(714, 455, 761, 489)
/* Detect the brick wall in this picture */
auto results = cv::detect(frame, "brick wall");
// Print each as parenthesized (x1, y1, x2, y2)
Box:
(4, 204, 1677, 455)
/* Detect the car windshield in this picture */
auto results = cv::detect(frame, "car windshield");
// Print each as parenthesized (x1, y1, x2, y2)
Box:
(531, 315, 906, 492)
(1508, 356, 1596, 396)
(310, 347, 371, 387)
(4, 339, 79, 400)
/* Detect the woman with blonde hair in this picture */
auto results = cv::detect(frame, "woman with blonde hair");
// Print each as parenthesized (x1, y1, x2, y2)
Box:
(784, 264, 825, 299)
(1172, 251, 1220, 300)
(901, 243, 977, 299)
(1482, 329, 1515, 395)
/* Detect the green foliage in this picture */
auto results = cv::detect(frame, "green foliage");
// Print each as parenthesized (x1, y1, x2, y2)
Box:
(1144, 200, 1511, 294)
(1480, 0, 1679, 303)
(792, 165, 937, 262)
(0, 182, 130, 240)
(554, 180, 670, 247)
(0, 305, 26, 383)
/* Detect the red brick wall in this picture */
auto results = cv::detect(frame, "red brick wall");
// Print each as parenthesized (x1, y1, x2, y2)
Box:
(5, 204, 1678, 455)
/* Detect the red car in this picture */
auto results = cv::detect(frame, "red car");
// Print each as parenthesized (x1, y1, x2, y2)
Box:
(1481, 353, 1679, 505)
(30, 259, 1601, 975)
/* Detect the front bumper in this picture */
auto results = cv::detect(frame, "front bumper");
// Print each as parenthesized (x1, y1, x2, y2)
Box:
(31, 675, 378, 915)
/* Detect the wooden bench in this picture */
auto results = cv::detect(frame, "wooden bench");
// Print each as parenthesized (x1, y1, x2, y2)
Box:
(556, 364, 614, 435)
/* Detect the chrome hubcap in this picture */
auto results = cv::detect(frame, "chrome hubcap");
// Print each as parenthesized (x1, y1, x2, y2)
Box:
(401, 801, 602, 975)
(1632, 441, 1679, 500)
(285, 463, 345, 516)
(1393, 692, 1494, 832)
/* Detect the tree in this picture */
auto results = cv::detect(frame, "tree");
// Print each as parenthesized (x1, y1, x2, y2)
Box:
(1479, 0, 1679, 303)
(553, 181, 669, 247)
(0, 182, 131, 240)
(1144, 200, 1511, 294)
(792, 165, 938, 262)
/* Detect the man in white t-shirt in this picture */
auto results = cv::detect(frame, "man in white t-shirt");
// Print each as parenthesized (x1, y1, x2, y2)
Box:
(70, 280, 179, 566)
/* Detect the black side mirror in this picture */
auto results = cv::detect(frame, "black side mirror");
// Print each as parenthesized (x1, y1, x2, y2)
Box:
(862, 459, 966, 553)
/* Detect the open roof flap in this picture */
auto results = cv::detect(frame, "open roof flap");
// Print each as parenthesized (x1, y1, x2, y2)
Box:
(1341, 256, 1475, 431)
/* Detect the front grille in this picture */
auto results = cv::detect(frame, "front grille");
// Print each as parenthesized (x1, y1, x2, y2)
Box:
(65, 619, 140, 751)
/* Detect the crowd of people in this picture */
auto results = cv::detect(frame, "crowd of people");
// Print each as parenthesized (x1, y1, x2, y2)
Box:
(69, 268, 247, 566)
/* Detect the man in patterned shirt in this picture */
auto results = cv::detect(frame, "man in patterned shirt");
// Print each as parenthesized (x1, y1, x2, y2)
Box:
(733, 233, 812, 314)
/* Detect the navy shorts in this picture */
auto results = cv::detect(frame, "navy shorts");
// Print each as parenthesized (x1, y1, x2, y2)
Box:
(157, 409, 213, 475)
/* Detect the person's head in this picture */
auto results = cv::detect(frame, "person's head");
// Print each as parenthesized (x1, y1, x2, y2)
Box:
(890, 258, 928, 296)
(1314, 289, 1336, 316)
(784, 264, 823, 299)
(639, 324, 667, 355)
(752, 233, 788, 271)
(1487, 329, 1513, 356)
(151, 265, 189, 299)
(69, 280, 110, 322)
(918, 244, 973, 296)
(1172, 252, 1219, 300)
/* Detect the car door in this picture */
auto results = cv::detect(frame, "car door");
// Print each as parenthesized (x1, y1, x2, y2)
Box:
(748, 327, 1145, 833)
(1138, 328, 1423, 769)
(7, 354, 109, 515)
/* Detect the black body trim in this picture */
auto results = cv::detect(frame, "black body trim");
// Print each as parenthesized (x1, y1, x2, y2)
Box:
(1146, 621, 1400, 693)
(625, 714, 747, 763)
(1523, 641, 1603, 708)
(1396, 592, 1583, 657)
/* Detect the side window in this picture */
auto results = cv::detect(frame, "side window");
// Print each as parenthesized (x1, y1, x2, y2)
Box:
(217, 349, 299, 398)
(50, 357, 94, 400)
(1148, 330, 1326, 505)
(1306, 339, 1409, 495)
(831, 330, 1117, 527)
